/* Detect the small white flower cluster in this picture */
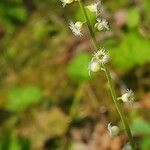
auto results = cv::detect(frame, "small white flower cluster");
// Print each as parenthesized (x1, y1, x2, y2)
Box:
(60, 0, 77, 7)
(69, 21, 83, 36)
(86, 3, 98, 14)
(107, 89, 135, 147)
(122, 143, 133, 150)
(86, 1, 103, 16)
(87, 1, 110, 74)
(119, 90, 135, 148)
(86, 1, 109, 31)
(95, 19, 109, 31)
(118, 89, 135, 104)
(88, 48, 109, 74)
(108, 123, 120, 137)
(60, 0, 109, 36)
(60, 0, 83, 36)
(88, 58, 101, 73)
(107, 124, 133, 149)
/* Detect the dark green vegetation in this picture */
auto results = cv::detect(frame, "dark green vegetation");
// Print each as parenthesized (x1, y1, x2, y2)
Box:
(0, 0, 150, 149)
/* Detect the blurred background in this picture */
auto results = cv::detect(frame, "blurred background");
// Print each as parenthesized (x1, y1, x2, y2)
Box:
(0, 0, 150, 150)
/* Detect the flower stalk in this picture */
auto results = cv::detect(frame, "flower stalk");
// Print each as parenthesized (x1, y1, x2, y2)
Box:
(104, 64, 135, 149)
(78, 0, 98, 50)
(77, 0, 135, 149)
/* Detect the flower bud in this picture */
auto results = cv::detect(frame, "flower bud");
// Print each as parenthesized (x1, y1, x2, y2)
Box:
(88, 59, 101, 75)
(89, 60, 100, 73)
(108, 123, 120, 137)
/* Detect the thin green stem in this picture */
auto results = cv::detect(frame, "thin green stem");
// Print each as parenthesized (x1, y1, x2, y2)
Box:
(78, 0, 98, 50)
(77, 0, 136, 149)
(103, 64, 135, 149)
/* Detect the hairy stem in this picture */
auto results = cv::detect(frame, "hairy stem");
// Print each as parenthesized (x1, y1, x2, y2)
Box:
(78, 0, 135, 149)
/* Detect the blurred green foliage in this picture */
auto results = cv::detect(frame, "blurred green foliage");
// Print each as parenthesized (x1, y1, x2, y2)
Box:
(143, 0, 150, 19)
(111, 32, 150, 70)
(131, 117, 150, 150)
(67, 52, 90, 82)
(140, 137, 150, 150)
(0, 132, 30, 150)
(0, 0, 27, 33)
(127, 8, 140, 29)
(6, 86, 43, 112)
(131, 117, 150, 135)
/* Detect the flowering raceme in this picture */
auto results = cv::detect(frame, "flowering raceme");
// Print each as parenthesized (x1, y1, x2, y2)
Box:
(60, 0, 136, 149)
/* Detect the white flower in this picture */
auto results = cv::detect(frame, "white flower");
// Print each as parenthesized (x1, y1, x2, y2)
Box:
(60, 0, 74, 7)
(122, 143, 133, 150)
(69, 21, 83, 36)
(86, 1, 103, 16)
(86, 3, 98, 13)
(95, 19, 109, 31)
(120, 89, 135, 104)
(88, 58, 101, 74)
(93, 48, 109, 64)
(108, 123, 120, 137)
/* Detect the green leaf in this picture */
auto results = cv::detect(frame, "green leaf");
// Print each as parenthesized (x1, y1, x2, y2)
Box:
(0, 131, 11, 150)
(0, 132, 30, 150)
(0, 132, 21, 150)
(20, 138, 31, 150)
(110, 32, 150, 70)
(127, 8, 140, 28)
(7, 6, 27, 22)
(67, 52, 90, 82)
(6, 86, 43, 112)
(140, 136, 150, 150)
(131, 118, 150, 135)
(9, 136, 21, 150)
